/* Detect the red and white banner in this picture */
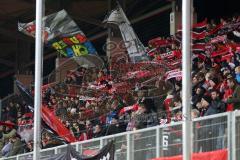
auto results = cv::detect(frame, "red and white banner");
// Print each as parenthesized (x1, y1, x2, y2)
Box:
(168, 59, 182, 68)
(161, 51, 175, 59)
(123, 70, 151, 80)
(176, 31, 207, 40)
(210, 35, 227, 44)
(192, 19, 207, 29)
(208, 23, 223, 35)
(211, 46, 231, 57)
(160, 50, 182, 59)
(192, 44, 206, 51)
(151, 149, 227, 160)
(178, 19, 207, 32)
(221, 52, 234, 61)
(165, 69, 182, 80)
(192, 31, 207, 40)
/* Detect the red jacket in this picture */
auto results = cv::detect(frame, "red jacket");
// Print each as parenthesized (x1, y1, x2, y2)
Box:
(224, 88, 234, 111)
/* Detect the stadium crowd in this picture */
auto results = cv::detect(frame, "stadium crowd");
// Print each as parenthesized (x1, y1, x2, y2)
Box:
(1, 15, 240, 157)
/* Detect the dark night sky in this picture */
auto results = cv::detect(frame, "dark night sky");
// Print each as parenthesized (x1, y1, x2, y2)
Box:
(1, 0, 240, 98)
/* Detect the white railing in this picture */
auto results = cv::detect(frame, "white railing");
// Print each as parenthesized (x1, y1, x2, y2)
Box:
(1, 110, 240, 160)
(233, 110, 240, 160)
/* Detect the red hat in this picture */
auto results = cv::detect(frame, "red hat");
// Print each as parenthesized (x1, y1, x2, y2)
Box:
(0, 121, 15, 128)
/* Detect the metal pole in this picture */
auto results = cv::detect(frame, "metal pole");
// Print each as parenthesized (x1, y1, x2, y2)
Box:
(33, 0, 43, 159)
(126, 133, 131, 160)
(182, 0, 192, 160)
(156, 128, 160, 157)
(231, 111, 236, 160)
(227, 112, 232, 160)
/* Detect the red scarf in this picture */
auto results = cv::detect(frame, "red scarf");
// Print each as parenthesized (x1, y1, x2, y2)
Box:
(211, 46, 231, 57)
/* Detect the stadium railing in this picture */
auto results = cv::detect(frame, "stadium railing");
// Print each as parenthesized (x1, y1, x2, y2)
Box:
(2, 110, 240, 160)
(233, 111, 240, 160)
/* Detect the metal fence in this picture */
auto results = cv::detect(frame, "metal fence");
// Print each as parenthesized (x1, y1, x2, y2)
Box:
(233, 111, 240, 160)
(2, 111, 240, 160)
(193, 113, 229, 153)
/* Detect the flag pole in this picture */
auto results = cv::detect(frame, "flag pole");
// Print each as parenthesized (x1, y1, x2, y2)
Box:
(182, 0, 192, 160)
(33, 0, 43, 159)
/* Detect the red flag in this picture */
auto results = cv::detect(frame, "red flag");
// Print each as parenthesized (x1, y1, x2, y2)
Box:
(41, 106, 77, 143)
(192, 44, 206, 51)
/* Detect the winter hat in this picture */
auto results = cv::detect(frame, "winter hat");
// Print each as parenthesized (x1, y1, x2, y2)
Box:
(209, 77, 219, 85)
(202, 95, 212, 104)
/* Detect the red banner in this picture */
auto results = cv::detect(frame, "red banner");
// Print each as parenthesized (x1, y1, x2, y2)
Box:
(41, 105, 77, 143)
(165, 69, 182, 80)
(151, 149, 227, 160)
(210, 35, 227, 44)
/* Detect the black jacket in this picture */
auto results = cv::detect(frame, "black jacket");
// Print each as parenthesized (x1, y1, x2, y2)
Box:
(204, 99, 226, 116)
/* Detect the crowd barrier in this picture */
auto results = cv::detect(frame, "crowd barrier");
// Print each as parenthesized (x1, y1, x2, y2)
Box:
(2, 110, 240, 160)
(233, 111, 240, 160)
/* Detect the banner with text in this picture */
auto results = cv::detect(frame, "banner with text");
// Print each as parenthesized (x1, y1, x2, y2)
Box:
(18, 10, 97, 57)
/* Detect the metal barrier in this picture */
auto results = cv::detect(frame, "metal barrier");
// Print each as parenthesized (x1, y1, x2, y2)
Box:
(2, 111, 240, 160)
(193, 113, 229, 153)
(233, 111, 240, 160)
(159, 123, 182, 157)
